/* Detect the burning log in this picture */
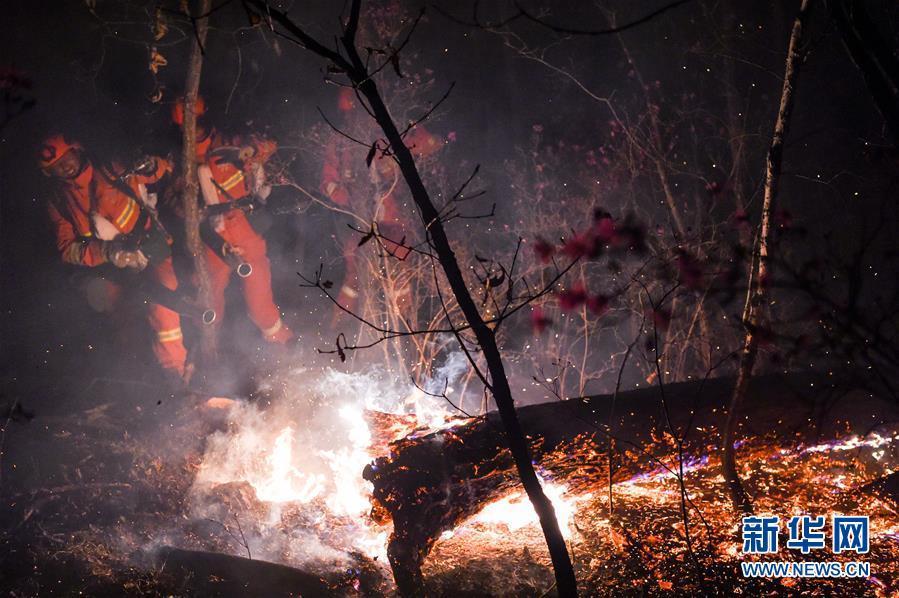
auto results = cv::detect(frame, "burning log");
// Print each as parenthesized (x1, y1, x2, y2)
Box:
(364, 371, 898, 594)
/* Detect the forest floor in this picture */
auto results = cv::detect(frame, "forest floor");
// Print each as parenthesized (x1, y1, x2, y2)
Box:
(2, 369, 898, 597)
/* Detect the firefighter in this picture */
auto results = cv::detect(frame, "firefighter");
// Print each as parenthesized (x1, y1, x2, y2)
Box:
(319, 87, 442, 318)
(171, 97, 293, 345)
(38, 133, 190, 386)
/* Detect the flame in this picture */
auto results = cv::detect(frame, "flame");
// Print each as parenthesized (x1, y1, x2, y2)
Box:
(801, 432, 899, 454)
(192, 366, 474, 564)
(468, 480, 590, 539)
(252, 426, 325, 504)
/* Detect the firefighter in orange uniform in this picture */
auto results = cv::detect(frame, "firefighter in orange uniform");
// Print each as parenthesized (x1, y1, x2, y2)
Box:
(171, 98, 292, 344)
(320, 87, 442, 318)
(39, 134, 189, 383)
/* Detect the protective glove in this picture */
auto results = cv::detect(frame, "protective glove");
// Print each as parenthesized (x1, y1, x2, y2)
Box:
(109, 247, 149, 270)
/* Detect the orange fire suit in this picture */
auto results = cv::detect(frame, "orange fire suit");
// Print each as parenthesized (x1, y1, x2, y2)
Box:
(46, 160, 188, 375)
(320, 124, 441, 314)
(196, 131, 292, 343)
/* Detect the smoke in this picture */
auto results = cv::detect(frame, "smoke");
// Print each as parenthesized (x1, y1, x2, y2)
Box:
(424, 336, 470, 397)
(184, 358, 468, 571)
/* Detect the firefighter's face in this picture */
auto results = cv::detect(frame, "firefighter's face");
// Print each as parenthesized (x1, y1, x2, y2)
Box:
(45, 148, 86, 180)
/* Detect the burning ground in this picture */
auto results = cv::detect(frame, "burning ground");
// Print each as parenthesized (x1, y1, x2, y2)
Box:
(2, 367, 898, 596)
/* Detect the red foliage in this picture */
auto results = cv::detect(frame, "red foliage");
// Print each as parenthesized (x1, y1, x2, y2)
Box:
(530, 307, 552, 334)
(533, 237, 556, 263)
(561, 233, 596, 260)
(558, 284, 588, 311)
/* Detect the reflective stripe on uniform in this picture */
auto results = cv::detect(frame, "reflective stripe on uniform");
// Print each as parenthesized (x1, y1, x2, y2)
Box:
(157, 327, 183, 343)
(220, 170, 245, 191)
(261, 318, 283, 338)
(340, 286, 358, 299)
(114, 197, 138, 229)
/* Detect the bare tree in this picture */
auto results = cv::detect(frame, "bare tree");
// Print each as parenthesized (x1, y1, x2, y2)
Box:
(722, 0, 814, 514)
(247, 0, 578, 594)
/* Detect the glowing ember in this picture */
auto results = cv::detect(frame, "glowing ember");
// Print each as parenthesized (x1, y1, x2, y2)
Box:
(801, 432, 899, 454)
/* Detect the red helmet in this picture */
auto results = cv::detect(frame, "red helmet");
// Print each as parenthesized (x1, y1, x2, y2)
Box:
(171, 95, 207, 126)
(38, 134, 82, 169)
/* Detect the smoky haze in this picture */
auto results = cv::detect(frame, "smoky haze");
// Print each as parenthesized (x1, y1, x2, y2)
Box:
(1, 0, 895, 431)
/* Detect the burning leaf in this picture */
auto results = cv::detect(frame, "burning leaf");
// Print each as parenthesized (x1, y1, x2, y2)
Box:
(153, 8, 168, 41)
(149, 47, 167, 74)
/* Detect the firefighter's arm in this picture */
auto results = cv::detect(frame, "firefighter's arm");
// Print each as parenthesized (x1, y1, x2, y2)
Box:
(48, 203, 110, 266)
(97, 186, 141, 235)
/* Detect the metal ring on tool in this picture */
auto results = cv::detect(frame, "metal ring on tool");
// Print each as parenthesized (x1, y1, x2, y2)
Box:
(237, 263, 253, 278)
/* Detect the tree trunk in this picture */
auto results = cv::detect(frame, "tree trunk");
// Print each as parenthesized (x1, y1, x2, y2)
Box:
(354, 77, 577, 597)
(722, 0, 813, 514)
(180, 0, 216, 364)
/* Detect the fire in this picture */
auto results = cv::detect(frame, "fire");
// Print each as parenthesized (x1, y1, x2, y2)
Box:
(191, 366, 475, 564)
(465, 479, 590, 539)
(252, 426, 325, 504)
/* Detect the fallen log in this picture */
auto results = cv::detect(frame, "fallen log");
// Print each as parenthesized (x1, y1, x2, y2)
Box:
(155, 547, 336, 596)
(363, 371, 898, 595)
